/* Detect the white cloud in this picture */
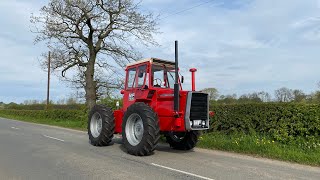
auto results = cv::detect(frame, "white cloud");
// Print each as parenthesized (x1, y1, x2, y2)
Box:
(0, 0, 71, 103)
(142, 0, 320, 95)
(1, 0, 320, 103)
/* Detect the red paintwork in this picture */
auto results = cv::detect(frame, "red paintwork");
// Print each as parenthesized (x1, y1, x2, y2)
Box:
(113, 60, 190, 134)
(189, 68, 197, 91)
(114, 110, 123, 133)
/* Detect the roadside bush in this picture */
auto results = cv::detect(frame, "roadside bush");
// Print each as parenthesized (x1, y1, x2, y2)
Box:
(4, 104, 86, 110)
(210, 103, 320, 144)
(98, 98, 123, 110)
(0, 109, 86, 121)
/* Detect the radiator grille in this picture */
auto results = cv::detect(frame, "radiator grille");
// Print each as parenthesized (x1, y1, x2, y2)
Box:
(190, 93, 208, 120)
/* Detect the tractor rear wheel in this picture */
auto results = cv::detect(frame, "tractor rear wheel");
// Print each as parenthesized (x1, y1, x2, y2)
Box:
(166, 131, 200, 150)
(122, 102, 160, 156)
(88, 105, 115, 146)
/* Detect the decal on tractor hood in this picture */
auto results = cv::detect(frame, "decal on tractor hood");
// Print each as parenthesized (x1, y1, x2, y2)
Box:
(129, 93, 135, 101)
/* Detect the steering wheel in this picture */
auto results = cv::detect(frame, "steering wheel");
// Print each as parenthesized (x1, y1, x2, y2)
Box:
(154, 78, 162, 87)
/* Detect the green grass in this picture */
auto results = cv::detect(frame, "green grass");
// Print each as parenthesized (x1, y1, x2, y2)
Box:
(198, 132, 320, 166)
(0, 113, 87, 131)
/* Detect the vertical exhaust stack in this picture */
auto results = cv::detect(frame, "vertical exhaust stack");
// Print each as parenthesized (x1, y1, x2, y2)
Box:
(174, 41, 179, 113)
(189, 68, 197, 91)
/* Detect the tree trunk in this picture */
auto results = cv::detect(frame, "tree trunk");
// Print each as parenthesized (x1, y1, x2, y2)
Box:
(85, 54, 97, 110)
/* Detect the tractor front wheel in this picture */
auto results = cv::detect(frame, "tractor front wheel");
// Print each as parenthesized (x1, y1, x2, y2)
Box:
(88, 105, 115, 146)
(166, 131, 200, 150)
(122, 102, 160, 156)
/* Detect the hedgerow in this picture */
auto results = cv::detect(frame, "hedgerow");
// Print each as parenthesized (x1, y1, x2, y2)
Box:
(4, 104, 86, 110)
(0, 109, 87, 121)
(210, 103, 320, 144)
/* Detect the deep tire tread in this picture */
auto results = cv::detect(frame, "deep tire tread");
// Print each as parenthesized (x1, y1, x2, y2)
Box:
(122, 102, 160, 156)
(88, 105, 115, 146)
(166, 131, 200, 150)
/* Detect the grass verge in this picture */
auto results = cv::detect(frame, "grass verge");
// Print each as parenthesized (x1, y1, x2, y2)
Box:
(198, 132, 320, 166)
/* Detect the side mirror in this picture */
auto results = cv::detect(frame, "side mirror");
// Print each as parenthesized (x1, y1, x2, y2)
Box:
(181, 76, 184, 83)
(120, 90, 125, 94)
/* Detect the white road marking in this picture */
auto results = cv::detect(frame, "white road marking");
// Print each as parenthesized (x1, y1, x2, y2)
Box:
(11, 127, 20, 130)
(43, 135, 65, 142)
(151, 163, 215, 180)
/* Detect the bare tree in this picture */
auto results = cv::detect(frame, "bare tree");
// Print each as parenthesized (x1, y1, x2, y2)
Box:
(217, 94, 237, 104)
(257, 91, 271, 102)
(31, 0, 159, 109)
(292, 89, 306, 102)
(238, 92, 264, 103)
(248, 92, 263, 102)
(316, 91, 320, 103)
(201, 88, 219, 101)
(66, 97, 78, 105)
(274, 87, 293, 102)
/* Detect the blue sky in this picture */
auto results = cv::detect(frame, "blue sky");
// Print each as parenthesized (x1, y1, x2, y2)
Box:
(0, 0, 320, 103)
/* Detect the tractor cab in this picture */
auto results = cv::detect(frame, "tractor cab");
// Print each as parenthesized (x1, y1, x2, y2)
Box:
(119, 56, 209, 132)
(122, 58, 181, 110)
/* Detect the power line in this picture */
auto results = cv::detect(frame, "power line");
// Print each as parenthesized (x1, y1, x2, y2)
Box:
(159, 0, 215, 20)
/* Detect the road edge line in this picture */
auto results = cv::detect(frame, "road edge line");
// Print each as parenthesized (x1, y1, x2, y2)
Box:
(43, 135, 65, 142)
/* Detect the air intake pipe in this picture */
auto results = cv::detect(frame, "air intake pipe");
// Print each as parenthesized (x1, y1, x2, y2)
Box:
(189, 68, 197, 91)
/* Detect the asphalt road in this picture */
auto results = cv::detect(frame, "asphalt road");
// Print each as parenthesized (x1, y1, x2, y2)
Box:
(0, 117, 319, 180)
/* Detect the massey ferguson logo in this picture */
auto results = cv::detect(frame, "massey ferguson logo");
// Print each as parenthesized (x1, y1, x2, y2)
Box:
(129, 93, 135, 101)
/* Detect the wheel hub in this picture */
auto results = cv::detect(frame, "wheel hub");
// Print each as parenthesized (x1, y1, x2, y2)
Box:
(90, 112, 103, 138)
(125, 113, 144, 146)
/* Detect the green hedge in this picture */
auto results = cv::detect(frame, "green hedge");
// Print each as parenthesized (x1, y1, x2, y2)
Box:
(0, 109, 86, 121)
(210, 103, 320, 144)
(4, 104, 86, 110)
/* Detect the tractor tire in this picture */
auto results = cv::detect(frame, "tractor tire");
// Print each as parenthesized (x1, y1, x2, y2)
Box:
(166, 131, 200, 150)
(88, 105, 115, 146)
(122, 102, 160, 156)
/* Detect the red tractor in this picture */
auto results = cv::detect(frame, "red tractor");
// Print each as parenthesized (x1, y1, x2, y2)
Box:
(88, 41, 210, 156)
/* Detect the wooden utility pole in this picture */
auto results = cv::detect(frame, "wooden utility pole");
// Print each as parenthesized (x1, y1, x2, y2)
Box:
(46, 51, 51, 110)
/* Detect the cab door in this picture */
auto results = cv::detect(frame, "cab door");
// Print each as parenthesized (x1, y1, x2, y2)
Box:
(123, 67, 137, 110)
(134, 64, 149, 100)
(123, 64, 149, 111)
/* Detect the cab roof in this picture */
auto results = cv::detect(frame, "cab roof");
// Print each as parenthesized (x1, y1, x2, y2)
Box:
(126, 58, 175, 68)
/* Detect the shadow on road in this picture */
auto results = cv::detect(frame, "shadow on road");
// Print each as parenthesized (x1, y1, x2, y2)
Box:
(112, 136, 195, 155)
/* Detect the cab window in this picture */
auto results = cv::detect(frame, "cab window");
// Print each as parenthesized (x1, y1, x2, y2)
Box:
(152, 65, 175, 88)
(137, 65, 147, 88)
(126, 67, 136, 89)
